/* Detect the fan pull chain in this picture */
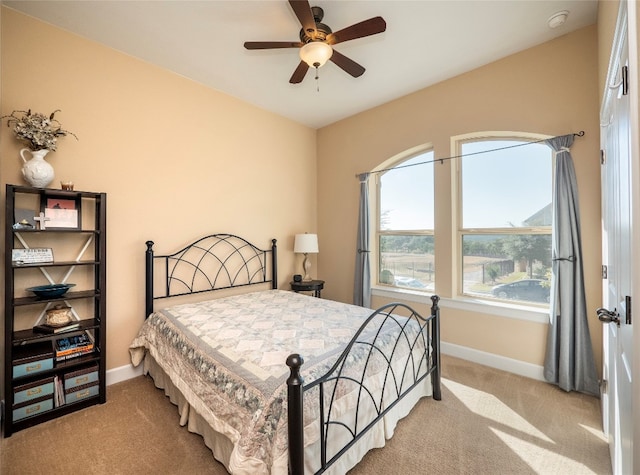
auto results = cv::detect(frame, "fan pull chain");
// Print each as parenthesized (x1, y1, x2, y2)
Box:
(314, 66, 320, 92)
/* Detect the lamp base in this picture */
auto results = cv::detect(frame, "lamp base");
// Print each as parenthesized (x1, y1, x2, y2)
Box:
(302, 253, 312, 281)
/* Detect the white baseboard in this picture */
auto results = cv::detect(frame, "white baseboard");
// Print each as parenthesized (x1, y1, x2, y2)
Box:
(441, 341, 545, 382)
(104, 343, 545, 387)
(106, 363, 143, 386)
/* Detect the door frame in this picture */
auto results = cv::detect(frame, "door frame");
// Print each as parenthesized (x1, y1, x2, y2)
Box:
(600, 1, 638, 471)
(627, 0, 640, 467)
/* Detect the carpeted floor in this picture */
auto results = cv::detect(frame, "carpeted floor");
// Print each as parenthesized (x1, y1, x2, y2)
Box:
(1, 356, 612, 474)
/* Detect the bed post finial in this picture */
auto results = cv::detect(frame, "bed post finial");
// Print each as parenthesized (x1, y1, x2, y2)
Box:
(145, 241, 155, 319)
(286, 353, 304, 475)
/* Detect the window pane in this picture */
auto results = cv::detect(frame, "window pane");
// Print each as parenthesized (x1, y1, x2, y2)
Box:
(462, 233, 551, 304)
(380, 152, 434, 231)
(379, 234, 434, 291)
(461, 141, 552, 228)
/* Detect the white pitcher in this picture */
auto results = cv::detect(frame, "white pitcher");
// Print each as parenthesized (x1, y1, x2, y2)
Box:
(20, 148, 54, 188)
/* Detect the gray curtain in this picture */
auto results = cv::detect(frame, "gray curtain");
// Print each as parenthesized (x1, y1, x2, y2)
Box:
(543, 134, 599, 396)
(353, 173, 371, 307)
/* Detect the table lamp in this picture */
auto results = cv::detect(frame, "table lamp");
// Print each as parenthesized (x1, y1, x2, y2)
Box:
(294, 233, 319, 282)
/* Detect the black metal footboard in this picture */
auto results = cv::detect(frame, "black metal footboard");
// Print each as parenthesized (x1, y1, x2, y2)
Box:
(287, 295, 441, 474)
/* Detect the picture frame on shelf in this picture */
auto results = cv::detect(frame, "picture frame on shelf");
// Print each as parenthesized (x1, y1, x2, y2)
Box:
(41, 194, 81, 230)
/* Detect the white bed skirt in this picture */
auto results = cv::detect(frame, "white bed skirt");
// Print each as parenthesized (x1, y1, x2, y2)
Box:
(141, 353, 432, 474)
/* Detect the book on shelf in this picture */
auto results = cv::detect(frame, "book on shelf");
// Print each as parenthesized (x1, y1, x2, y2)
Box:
(33, 322, 81, 335)
(53, 375, 66, 407)
(55, 346, 95, 362)
(54, 333, 93, 357)
(56, 344, 94, 358)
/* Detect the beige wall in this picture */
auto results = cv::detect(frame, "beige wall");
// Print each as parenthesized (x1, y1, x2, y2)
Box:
(1, 8, 317, 370)
(317, 25, 603, 371)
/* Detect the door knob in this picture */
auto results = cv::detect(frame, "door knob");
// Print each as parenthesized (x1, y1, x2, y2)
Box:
(597, 307, 620, 325)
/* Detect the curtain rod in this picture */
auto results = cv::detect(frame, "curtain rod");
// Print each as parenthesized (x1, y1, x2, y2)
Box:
(355, 131, 585, 178)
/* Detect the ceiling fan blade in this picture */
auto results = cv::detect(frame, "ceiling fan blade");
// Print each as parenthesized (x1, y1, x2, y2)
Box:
(289, 0, 317, 37)
(244, 41, 303, 50)
(289, 61, 310, 84)
(327, 17, 386, 45)
(330, 50, 365, 78)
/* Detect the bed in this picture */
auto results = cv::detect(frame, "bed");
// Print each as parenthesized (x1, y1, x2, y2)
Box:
(130, 234, 441, 474)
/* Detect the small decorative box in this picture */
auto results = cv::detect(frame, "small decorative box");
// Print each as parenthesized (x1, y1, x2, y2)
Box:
(13, 377, 55, 405)
(13, 394, 54, 421)
(64, 365, 99, 391)
(13, 341, 54, 378)
(45, 305, 73, 326)
(65, 381, 99, 404)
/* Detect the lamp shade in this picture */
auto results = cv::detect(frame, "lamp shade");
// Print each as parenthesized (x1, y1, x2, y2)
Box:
(299, 42, 333, 68)
(294, 233, 319, 254)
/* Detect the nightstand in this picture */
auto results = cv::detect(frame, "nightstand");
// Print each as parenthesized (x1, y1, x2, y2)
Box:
(290, 279, 324, 298)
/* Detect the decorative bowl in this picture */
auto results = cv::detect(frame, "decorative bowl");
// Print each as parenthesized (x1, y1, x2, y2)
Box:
(26, 283, 76, 298)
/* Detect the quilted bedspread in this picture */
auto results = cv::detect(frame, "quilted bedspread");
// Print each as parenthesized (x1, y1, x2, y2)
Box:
(129, 290, 400, 473)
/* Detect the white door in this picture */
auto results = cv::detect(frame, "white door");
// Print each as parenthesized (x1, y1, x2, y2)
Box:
(599, 4, 633, 473)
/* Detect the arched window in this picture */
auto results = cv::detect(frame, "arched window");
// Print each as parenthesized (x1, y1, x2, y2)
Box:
(377, 150, 434, 291)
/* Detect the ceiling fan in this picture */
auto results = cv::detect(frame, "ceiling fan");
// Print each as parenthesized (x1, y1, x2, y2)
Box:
(244, 0, 386, 84)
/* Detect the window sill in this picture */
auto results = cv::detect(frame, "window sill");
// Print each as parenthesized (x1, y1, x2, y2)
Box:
(371, 286, 549, 324)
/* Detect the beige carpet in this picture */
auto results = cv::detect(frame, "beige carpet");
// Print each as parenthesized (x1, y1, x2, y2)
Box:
(1, 356, 611, 474)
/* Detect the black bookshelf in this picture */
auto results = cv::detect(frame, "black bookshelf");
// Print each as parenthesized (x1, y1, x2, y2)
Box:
(3, 184, 107, 436)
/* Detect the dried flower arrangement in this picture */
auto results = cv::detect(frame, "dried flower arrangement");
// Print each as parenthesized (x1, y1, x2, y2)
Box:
(1, 109, 78, 151)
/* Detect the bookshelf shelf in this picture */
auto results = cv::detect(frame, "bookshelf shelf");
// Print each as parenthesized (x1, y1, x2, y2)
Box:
(12, 260, 100, 269)
(11, 352, 101, 384)
(13, 290, 100, 307)
(13, 318, 101, 345)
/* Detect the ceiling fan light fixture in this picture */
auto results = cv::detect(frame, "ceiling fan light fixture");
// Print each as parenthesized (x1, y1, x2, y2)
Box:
(300, 41, 333, 68)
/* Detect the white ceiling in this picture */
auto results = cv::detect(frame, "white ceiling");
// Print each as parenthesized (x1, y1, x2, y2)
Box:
(4, 1, 598, 129)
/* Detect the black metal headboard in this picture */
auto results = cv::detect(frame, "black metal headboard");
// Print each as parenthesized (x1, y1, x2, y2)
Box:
(145, 234, 277, 318)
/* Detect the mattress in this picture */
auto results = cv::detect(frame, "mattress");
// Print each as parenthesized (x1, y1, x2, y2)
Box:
(129, 290, 432, 474)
